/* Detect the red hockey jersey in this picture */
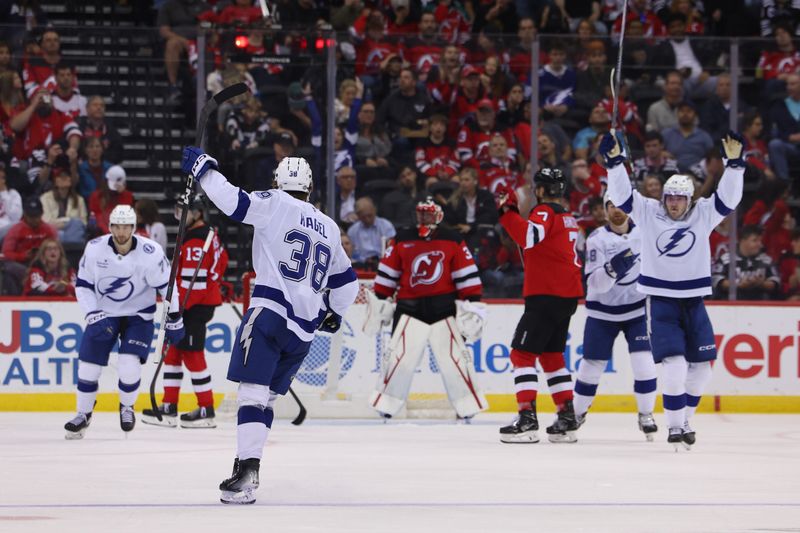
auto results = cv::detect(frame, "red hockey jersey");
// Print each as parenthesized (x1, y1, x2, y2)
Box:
(22, 55, 78, 97)
(415, 138, 460, 178)
(178, 223, 228, 309)
(757, 50, 800, 80)
(374, 228, 481, 301)
(499, 202, 583, 298)
(23, 264, 76, 297)
(456, 123, 516, 166)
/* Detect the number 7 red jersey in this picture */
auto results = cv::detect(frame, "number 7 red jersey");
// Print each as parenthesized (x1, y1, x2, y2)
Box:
(499, 202, 583, 298)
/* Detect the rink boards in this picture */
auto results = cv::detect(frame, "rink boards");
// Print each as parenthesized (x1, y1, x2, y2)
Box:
(0, 299, 798, 413)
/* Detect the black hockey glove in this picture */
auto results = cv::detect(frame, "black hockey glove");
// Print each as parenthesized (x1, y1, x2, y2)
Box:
(318, 311, 342, 333)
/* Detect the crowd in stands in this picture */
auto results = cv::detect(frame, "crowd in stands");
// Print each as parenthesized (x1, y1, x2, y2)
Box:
(4, 0, 800, 301)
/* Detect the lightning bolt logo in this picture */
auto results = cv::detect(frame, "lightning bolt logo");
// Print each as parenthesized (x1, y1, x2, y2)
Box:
(656, 228, 696, 257)
(98, 276, 134, 302)
(239, 307, 263, 366)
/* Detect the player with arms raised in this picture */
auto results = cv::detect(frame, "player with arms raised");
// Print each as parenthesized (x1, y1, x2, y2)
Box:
(600, 130, 744, 450)
(575, 193, 658, 440)
(368, 198, 487, 419)
(64, 205, 185, 439)
(181, 148, 359, 504)
(495, 168, 584, 443)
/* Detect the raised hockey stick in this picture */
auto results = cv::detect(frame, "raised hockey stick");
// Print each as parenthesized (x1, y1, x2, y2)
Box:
(148, 227, 215, 420)
(148, 83, 249, 420)
(610, 0, 628, 134)
(227, 301, 307, 426)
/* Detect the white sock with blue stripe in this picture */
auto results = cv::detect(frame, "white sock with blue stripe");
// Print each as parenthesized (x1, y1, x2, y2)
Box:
(685, 361, 713, 419)
(236, 383, 275, 460)
(661, 356, 688, 429)
(76, 361, 103, 414)
(630, 351, 657, 414)
(117, 354, 142, 407)
(573, 359, 606, 417)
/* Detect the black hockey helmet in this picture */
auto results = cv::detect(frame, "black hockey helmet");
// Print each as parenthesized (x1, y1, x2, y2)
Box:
(533, 167, 567, 197)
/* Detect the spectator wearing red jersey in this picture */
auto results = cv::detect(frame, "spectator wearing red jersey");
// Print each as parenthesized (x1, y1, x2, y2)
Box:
(465, 31, 507, 70)
(508, 17, 545, 83)
(448, 64, 491, 135)
(744, 180, 794, 262)
(741, 111, 775, 181)
(22, 29, 75, 97)
(670, 0, 705, 35)
(756, 21, 800, 94)
(778, 229, 800, 299)
(457, 98, 515, 166)
(427, 44, 463, 107)
(709, 216, 731, 263)
(88, 165, 135, 236)
(433, 0, 472, 45)
(355, 11, 404, 82)
(214, 0, 262, 25)
(415, 114, 459, 187)
(50, 63, 86, 120)
(478, 134, 523, 192)
(386, 0, 417, 35)
(406, 11, 447, 82)
(1, 197, 57, 295)
(22, 238, 75, 297)
(598, 84, 644, 147)
(612, 0, 666, 39)
(76, 96, 123, 164)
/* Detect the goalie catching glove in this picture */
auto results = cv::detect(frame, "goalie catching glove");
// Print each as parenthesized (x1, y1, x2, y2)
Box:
(455, 300, 488, 343)
(362, 290, 394, 336)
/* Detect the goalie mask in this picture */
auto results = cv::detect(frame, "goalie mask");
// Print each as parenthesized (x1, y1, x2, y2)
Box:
(274, 156, 313, 194)
(416, 198, 443, 238)
(662, 174, 694, 220)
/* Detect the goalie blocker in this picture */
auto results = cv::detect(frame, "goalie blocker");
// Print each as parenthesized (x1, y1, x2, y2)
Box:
(368, 199, 488, 419)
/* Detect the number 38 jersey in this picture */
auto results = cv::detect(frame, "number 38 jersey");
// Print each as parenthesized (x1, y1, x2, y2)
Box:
(498, 202, 584, 298)
(197, 170, 359, 342)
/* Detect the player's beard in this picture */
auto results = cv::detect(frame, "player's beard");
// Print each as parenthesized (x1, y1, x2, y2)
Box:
(608, 211, 627, 227)
(113, 234, 132, 247)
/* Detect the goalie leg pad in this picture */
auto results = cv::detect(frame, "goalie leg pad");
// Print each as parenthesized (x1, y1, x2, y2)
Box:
(428, 317, 488, 418)
(369, 315, 431, 417)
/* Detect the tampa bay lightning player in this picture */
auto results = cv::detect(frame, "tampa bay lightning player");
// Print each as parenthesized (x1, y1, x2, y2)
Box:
(600, 130, 744, 450)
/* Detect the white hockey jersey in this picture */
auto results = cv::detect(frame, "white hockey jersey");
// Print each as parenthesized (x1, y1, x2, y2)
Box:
(199, 169, 359, 342)
(584, 223, 645, 322)
(76, 235, 180, 320)
(606, 164, 743, 298)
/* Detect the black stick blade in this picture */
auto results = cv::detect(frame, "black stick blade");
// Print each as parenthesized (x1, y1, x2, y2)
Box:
(213, 82, 249, 105)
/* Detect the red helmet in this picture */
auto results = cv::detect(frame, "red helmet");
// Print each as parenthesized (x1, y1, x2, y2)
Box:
(416, 197, 443, 238)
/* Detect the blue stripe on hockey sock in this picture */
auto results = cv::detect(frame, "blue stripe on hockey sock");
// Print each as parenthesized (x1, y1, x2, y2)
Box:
(634, 378, 657, 394)
(264, 407, 275, 428)
(663, 393, 687, 411)
(77, 379, 98, 393)
(238, 405, 266, 426)
(574, 380, 598, 397)
(118, 380, 140, 393)
(686, 394, 701, 408)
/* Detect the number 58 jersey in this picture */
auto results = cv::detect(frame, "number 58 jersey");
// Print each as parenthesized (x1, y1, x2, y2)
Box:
(198, 170, 359, 342)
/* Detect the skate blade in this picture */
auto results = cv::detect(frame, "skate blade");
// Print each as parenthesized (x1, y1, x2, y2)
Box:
(64, 429, 86, 440)
(500, 431, 540, 444)
(547, 431, 577, 444)
(180, 418, 217, 429)
(670, 441, 691, 452)
(141, 415, 178, 428)
(645, 433, 655, 442)
(220, 489, 256, 505)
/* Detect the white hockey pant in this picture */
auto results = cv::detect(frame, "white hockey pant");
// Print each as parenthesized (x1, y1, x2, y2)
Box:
(369, 315, 487, 418)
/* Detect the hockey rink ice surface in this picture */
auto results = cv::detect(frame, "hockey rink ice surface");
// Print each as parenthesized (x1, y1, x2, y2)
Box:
(1, 413, 799, 533)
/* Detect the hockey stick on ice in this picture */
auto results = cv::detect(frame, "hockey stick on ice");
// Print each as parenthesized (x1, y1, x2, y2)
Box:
(148, 83, 249, 421)
(148, 226, 215, 420)
(227, 302, 307, 426)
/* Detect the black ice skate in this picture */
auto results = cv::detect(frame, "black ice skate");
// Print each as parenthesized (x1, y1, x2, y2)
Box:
(638, 412, 658, 442)
(667, 427, 690, 451)
(220, 458, 260, 504)
(180, 405, 216, 428)
(64, 412, 92, 440)
(576, 412, 587, 429)
(546, 400, 578, 443)
(119, 404, 136, 433)
(682, 421, 696, 447)
(141, 403, 178, 427)
(499, 408, 539, 443)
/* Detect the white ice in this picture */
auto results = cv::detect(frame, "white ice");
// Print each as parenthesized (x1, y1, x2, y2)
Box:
(2, 413, 799, 533)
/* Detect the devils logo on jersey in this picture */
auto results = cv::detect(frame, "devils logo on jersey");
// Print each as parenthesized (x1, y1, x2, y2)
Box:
(410, 251, 445, 287)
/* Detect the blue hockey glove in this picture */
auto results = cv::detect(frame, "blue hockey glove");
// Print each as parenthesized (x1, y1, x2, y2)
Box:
(721, 130, 745, 169)
(165, 312, 185, 345)
(182, 146, 218, 181)
(318, 311, 342, 333)
(85, 311, 115, 342)
(599, 132, 626, 168)
(606, 248, 639, 279)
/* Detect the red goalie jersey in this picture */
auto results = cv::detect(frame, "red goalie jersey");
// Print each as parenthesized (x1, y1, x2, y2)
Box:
(499, 202, 583, 298)
(178, 224, 229, 310)
(374, 228, 482, 302)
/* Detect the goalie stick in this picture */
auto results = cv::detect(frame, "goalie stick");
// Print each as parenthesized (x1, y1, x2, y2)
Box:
(228, 302, 307, 426)
(148, 83, 249, 421)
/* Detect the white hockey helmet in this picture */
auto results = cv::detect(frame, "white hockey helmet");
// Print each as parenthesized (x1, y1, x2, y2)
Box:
(274, 156, 313, 194)
(662, 174, 694, 200)
(109, 204, 137, 226)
